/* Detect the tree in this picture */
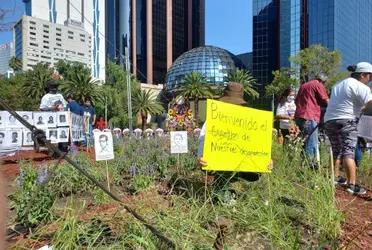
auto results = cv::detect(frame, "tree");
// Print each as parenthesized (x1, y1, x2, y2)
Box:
(177, 72, 214, 126)
(60, 70, 102, 104)
(9, 56, 22, 72)
(21, 63, 53, 101)
(290, 44, 342, 82)
(265, 68, 298, 97)
(132, 89, 164, 130)
(227, 69, 259, 100)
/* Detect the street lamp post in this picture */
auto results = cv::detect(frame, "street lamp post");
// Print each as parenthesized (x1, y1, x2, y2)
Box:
(124, 48, 133, 131)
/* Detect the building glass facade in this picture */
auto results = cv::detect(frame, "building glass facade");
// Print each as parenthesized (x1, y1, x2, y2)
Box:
(253, 0, 372, 91)
(0, 43, 14, 75)
(105, 0, 120, 63)
(252, 0, 280, 94)
(165, 46, 239, 90)
(105, 0, 205, 84)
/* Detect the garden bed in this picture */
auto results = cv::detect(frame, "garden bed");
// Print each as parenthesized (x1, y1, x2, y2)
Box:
(1, 137, 371, 249)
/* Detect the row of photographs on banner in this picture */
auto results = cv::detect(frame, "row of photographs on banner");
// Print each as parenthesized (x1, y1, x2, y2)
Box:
(0, 127, 78, 148)
(0, 111, 70, 128)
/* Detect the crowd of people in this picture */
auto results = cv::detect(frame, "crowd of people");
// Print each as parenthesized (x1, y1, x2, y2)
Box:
(273, 62, 372, 195)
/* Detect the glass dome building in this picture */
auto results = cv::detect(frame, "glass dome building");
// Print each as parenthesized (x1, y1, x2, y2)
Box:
(165, 45, 243, 90)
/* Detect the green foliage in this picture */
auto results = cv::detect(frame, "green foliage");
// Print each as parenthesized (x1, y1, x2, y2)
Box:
(265, 68, 298, 97)
(9, 56, 22, 71)
(227, 69, 259, 100)
(21, 63, 54, 101)
(10, 163, 55, 226)
(59, 68, 102, 104)
(132, 89, 164, 130)
(132, 175, 155, 193)
(177, 72, 215, 126)
(290, 44, 342, 82)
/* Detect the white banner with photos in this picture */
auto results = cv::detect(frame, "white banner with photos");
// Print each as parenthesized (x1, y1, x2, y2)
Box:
(0, 110, 85, 153)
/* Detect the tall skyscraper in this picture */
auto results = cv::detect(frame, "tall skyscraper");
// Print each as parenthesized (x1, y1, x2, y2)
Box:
(253, 0, 372, 93)
(105, 0, 205, 84)
(23, 0, 106, 81)
(0, 43, 14, 77)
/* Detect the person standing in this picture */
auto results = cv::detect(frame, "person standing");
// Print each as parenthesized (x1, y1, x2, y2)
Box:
(324, 62, 372, 195)
(83, 98, 96, 145)
(66, 94, 84, 116)
(275, 88, 296, 143)
(39, 80, 67, 111)
(294, 74, 329, 168)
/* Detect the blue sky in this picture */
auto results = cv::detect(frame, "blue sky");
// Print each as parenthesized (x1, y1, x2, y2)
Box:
(0, 0, 252, 54)
(205, 0, 252, 54)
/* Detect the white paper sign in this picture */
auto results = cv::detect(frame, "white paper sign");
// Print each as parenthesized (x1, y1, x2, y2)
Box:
(358, 115, 372, 140)
(17, 111, 33, 127)
(9, 129, 22, 147)
(94, 131, 114, 161)
(57, 111, 69, 127)
(71, 113, 85, 142)
(47, 128, 59, 143)
(23, 129, 34, 146)
(58, 127, 69, 143)
(0, 111, 6, 128)
(170, 131, 188, 154)
(33, 112, 48, 128)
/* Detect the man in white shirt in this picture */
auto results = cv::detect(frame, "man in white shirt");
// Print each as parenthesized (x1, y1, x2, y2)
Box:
(324, 62, 372, 195)
(39, 80, 67, 111)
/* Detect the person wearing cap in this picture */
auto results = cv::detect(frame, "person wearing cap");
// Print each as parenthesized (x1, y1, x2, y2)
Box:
(197, 83, 272, 202)
(39, 80, 67, 111)
(294, 74, 329, 168)
(324, 62, 372, 195)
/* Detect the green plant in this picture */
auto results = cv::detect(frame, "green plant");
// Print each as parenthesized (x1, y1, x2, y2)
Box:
(177, 71, 215, 126)
(10, 163, 55, 226)
(227, 69, 259, 100)
(132, 175, 155, 193)
(132, 89, 164, 130)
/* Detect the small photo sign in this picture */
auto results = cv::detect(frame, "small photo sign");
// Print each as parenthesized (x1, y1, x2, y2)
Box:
(94, 131, 114, 161)
(57, 111, 69, 127)
(170, 131, 188, 154)
(23, 129, 34, 146)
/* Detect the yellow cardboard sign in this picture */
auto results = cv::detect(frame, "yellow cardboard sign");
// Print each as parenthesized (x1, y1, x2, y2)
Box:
(202, 99, 273, 173)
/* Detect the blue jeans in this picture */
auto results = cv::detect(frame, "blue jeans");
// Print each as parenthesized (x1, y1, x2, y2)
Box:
(296, 119, 318, 163)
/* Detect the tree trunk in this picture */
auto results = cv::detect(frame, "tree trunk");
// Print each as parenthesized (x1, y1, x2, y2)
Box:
(194, 97, 199, 127)
(141, 112, 147, 131)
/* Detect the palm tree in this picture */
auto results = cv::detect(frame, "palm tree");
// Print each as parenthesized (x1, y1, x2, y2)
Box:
(177, 72, 214, 126)
(60, 71, 101, 104)
(9, 56, 22, 72)
(227, 69, 259, 100)
(132, 89, 164, 130)
(21, 63, 53, 100)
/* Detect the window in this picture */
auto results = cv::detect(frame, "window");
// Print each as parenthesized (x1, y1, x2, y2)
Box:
(56, 43, 61, 47)
(30, 26, 36, 30)
(80, 39, 85, 42)
(43, 35, 49, 38)
(80, 34, 85, 37)
(78, 52, 84, 56)
(56, 33, 61, 36)
(56, 28, 61, 31)
(30, 32, 36, 35)
(43, 24, 49, 28)
(68, 31, 74, 35)
(43, 29, 49, 33)
(30, 37, 36, 41)
(43, 40, 49, 44)
(68, 36, 73, 39)
(30, 42, 38, 47)
(29, 21, 36, 25)
(56, 38, 61, 41)
(43, 45, 49, 49)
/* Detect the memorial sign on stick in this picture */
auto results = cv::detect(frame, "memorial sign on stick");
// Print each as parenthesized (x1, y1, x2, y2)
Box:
(202, 99, 273, 173)
(94, 131, 114, 161)
(170, 131, 188, 154)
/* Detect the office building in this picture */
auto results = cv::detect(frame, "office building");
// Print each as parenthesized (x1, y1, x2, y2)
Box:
(252, 0, 372, 93)
(14, 16, 91, 71)
(105, 0, 205, 84)
(0, 43, 14, 76)
(23, 0, 105, 80)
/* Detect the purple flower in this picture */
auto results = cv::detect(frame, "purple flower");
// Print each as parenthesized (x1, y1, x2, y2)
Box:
(37, 167, 49, 184)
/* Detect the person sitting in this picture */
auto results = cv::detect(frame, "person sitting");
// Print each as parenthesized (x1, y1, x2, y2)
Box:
(324, 62, 372, 195)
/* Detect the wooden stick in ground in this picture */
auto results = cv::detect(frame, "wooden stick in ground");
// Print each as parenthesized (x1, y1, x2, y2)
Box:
(106, 160, 110, 191)
(330, 147, 335, 204)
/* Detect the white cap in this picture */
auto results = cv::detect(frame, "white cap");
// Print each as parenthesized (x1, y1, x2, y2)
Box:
(355, 62, 372, 73)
